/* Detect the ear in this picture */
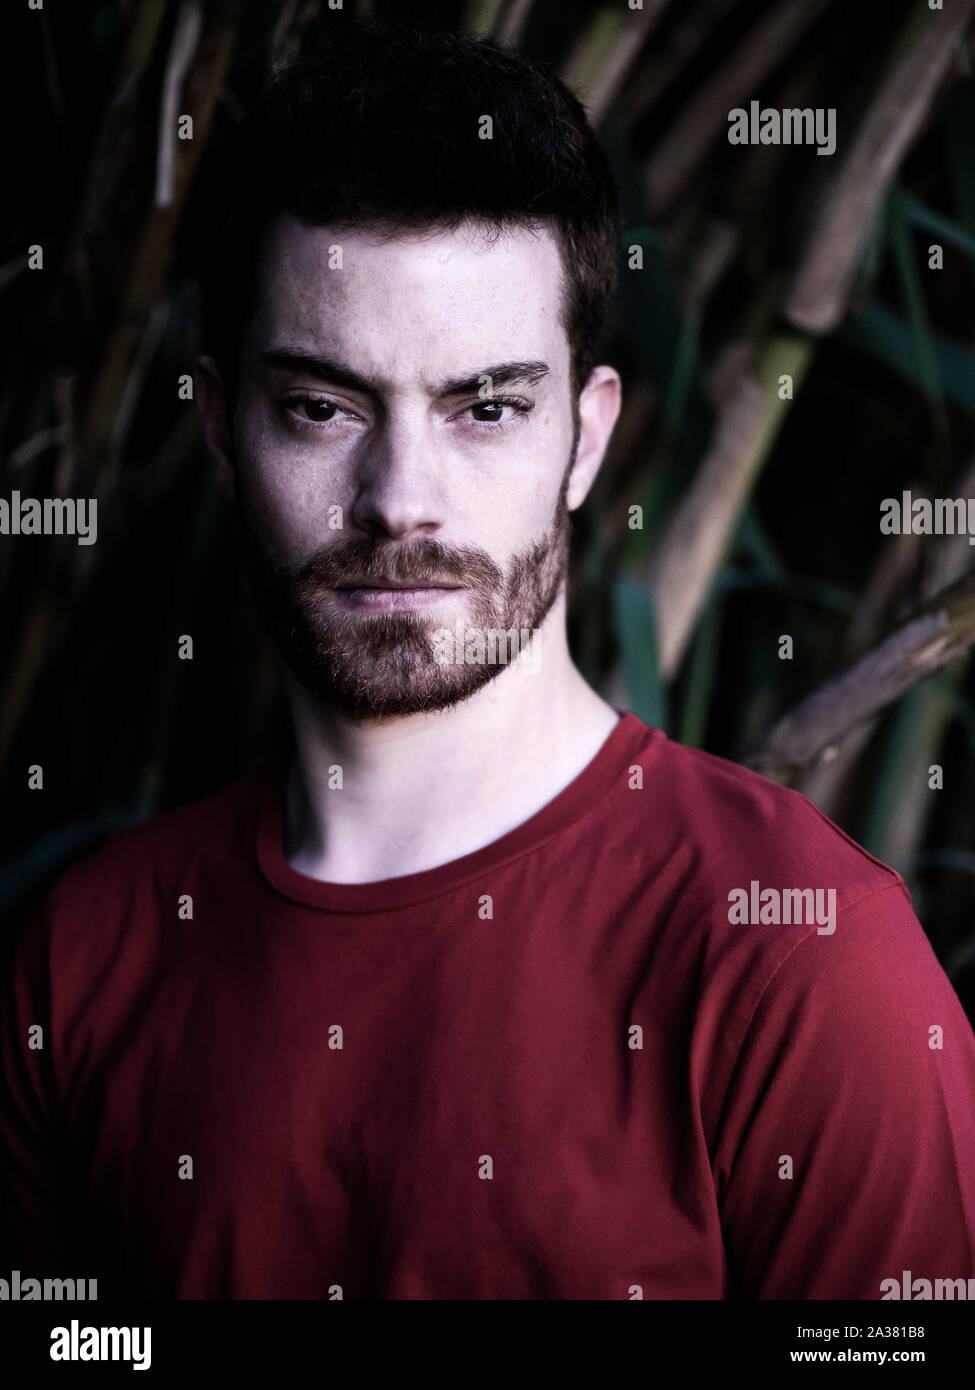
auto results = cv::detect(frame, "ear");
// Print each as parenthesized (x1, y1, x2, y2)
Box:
(195, 354, 236, 502)
(565, 364, 622, 511)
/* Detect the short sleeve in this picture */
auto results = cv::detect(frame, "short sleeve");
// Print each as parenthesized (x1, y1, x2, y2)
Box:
(714, 884, 975, 1298)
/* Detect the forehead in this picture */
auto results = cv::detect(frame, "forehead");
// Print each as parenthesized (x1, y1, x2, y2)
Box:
(249, 215, 570, 384)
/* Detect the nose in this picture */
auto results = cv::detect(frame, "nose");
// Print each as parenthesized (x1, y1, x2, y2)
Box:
(348, 410, 446, 539)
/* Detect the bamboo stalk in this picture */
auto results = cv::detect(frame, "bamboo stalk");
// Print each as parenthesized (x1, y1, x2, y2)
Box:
(646, 330, 814, 677)
(156, 0, 204, 209)
(460, 0, 507, 36)
(626, 1, 974, 687)
(270, 0, 305, 64)
(67, 0, 169, 260)
(866, 665, 968, 876)
(643, 0, 833, 210)
(785, 0, 975, 333)
(618, 0, 743, 125)
(497, 0, 536, 47)
(561, 5, 664, 121)
(81, 6, 238, 474)
(560, 8, 627, 103)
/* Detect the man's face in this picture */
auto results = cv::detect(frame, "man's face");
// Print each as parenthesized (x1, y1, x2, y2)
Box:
(224, 215, 588, 721)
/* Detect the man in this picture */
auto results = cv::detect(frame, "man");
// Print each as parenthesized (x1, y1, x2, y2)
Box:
(2, 21, 974, 1301)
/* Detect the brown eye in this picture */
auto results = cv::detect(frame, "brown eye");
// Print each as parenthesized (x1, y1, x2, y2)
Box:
(298, 398, 337, 422)
(471, 401, 504, 422)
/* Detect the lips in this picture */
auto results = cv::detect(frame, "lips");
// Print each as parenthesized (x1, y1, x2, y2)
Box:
(335, 579, 463, 590)
(333, 581, 465, 613)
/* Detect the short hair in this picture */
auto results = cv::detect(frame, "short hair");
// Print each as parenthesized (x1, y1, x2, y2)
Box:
(196, 20, 622, 407)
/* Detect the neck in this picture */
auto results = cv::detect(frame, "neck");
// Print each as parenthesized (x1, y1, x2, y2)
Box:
(279, 598, 620, 883)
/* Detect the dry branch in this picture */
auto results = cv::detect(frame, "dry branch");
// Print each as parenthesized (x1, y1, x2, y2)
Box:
(741, 567, 975, 778)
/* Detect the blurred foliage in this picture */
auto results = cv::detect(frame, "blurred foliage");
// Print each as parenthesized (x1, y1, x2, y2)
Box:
(1, 0, 974, 1017)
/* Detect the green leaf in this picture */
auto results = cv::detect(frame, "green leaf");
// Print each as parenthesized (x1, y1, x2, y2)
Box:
(841, 300, 975, 414)
(679, 597, 721, 748)
(898, 191, 975, 262)
(857, 686, 936, 864)
(734, 507, 784, 581)
(929, 666, 975, 759)
(886, 187, 947, 427)
(663, 307, 700, 438)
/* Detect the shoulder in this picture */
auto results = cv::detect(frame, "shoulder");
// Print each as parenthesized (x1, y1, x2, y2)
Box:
(628, 724, 907, 917)
(31, 766, 271, 955)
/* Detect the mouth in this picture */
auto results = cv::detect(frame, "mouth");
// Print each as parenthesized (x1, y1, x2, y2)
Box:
(331, 580, 466, 612)
(334, 579, 464, 591)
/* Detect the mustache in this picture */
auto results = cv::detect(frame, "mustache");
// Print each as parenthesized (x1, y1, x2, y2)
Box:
(293, 537, 505, 592)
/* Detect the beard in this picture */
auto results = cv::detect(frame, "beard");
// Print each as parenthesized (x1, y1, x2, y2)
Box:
(235, 445, 577, 723)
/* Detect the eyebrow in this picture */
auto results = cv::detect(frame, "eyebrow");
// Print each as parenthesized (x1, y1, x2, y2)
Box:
(262, 349, 551, 398)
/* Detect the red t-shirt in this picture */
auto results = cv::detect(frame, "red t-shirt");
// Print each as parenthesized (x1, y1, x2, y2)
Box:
(2, 711, 974, 1299)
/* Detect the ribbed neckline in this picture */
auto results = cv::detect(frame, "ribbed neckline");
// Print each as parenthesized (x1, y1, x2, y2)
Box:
(255, 710, 658, 914)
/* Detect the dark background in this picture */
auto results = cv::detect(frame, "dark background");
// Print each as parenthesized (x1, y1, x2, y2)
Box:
(2, 0, 974, 1019)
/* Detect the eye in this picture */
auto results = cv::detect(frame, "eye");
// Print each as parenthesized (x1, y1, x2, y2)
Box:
(280, 394, 363, 432)
(298, 398, 336, 422)
(471, 400, 508, 422)
(285, 396, 340, 424)
(463, 396, 535, 429)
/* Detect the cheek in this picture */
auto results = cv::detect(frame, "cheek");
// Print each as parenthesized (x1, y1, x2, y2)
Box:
(465, 415, 568, 508)
(234, 415, 329, 551)
(235, 387, 360, 502)
(466, 484, 558, 560)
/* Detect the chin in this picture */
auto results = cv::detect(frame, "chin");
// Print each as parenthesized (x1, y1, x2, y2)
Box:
(295, 654, 507, 721)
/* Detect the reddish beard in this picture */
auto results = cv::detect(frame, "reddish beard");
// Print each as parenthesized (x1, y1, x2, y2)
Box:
(235, 470, 572, 721)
